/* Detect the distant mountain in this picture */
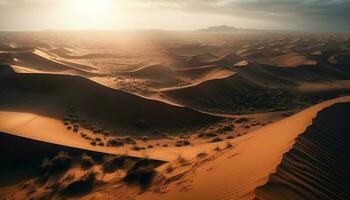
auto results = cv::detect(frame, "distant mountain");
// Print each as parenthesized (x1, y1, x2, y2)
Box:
(197, 25, 257, 32)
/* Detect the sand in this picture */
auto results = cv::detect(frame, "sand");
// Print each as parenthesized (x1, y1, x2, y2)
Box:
(1, 31, 350, 199)
(135, 96, 350, 200)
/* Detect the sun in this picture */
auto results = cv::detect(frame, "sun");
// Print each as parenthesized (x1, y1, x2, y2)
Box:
(72, 0, 113, 16)
(67, 0, 120, 29)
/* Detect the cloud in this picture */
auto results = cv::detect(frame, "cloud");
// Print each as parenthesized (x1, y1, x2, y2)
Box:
(0, 0, 349, 31)
(128, 0, 350, 30)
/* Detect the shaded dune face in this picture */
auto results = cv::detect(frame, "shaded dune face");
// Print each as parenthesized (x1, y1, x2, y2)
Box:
(0, 65, 221, 132)
(163, 56, 350, 114)
(256, 102, 350, 200)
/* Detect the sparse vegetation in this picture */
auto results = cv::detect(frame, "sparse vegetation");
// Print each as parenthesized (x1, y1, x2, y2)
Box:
(225, 142, 233, 149)
(165, 164, 173, 173)
(123, 159, 156, 189)
(80, 153, 95, 169)
(41, 151, 72, 174)
(141, 136, 149, 142)
(226, 135, 234, 139)
(132, 145, 146, 151)
(102, 155, 126, 173)
(62, 172, 96, 196)
(236, 118, 249, 123)
(210, 137, 223, 143)
(176, 155, 188, 164)
(198, 132, 218, 138)
(175, 139, 191, 147)
(197, 152, 208, 158)
(107, 138, 124, 147)
(222, 125, 233, 132)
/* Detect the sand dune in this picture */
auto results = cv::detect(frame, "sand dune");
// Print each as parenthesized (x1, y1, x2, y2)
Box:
(161, 58, 350, 114)
(136, 96, 350, 200)
(0, 65, 221, 132)
(180, 53, 221, 68)
(256, 102, 350, 200)
(1, 31, 350, 199)
(124, 63, 234, 91)
(159, 66, 234, 92)
(261, 53, 317, 67)
(6, 50, 93, 76)
(162, 73, 299, 114)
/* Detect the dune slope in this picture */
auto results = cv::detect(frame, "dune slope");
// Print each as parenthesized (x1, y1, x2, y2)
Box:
(0, 65, 221, 132)
(255, 102, 350, 200)
(136, 96, 350, 200)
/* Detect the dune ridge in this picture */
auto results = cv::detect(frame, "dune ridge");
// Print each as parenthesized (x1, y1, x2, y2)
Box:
(0, 65, 221, 132)
(255, 102, 350, 200)
(135, 96, 350, 200)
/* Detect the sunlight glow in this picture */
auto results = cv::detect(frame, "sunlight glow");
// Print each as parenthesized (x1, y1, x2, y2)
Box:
(66, 0, 121, 29)
(72, 0, 113, 16)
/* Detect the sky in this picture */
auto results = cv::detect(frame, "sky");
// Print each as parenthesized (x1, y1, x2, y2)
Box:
(0, 0, 349, 31)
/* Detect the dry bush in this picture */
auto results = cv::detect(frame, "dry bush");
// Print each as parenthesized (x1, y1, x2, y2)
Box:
(41, 151, 72, 174)
(102, 155, 127, 173)
(107, 138, 124, 147)
(123, 159, 156, 189)
(210, 137, 223, 143)
(80, 153, 95, 169)
(62, 172, 96, 196)
(197, 152, 208, 158)
(175, 139, 191, 147)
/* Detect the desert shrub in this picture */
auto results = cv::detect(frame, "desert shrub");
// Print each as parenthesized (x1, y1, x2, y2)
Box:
(161, 132, 171, 138)
(176, 155, 188, 164)
(141, 136, 149, 142)
(67, 126, 72, 130)
(198, 132, 217, 138)
(73, 128, 79, 133)
(132, 146, 146, 151)
(147, 145, 154, 148)
(210, 137, 223, 143)
(80, 132, 87, 138)
(98, 142, 105, 146)
(62, 172, 95, 196)
(123, 159, 156, 189)
(41, 151, 72, 174)
(90, 141, 97, 146)
(123, 136, 136, 145)
(163, 144, 168, 147)
(103, 130, 110, 136)
(222, 125, 233, 132)
(85, 136, 93, 141)
(226, 135, 234, 139)
(197, 152, 208, 158)
(175, 140, 191, 147)
(95, 137, 102, 142)
(107, 139, 124, 147)
(165, 164, 173, 173)
(235, 118, 249, 123)
(180, 135, 189, 139)
(102, 155, 127, 173)
(80, 153, 95, 169)
(225, 142, 233, 149)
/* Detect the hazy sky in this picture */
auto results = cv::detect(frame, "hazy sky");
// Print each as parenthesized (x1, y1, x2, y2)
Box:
(0, 0, 349, 31)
